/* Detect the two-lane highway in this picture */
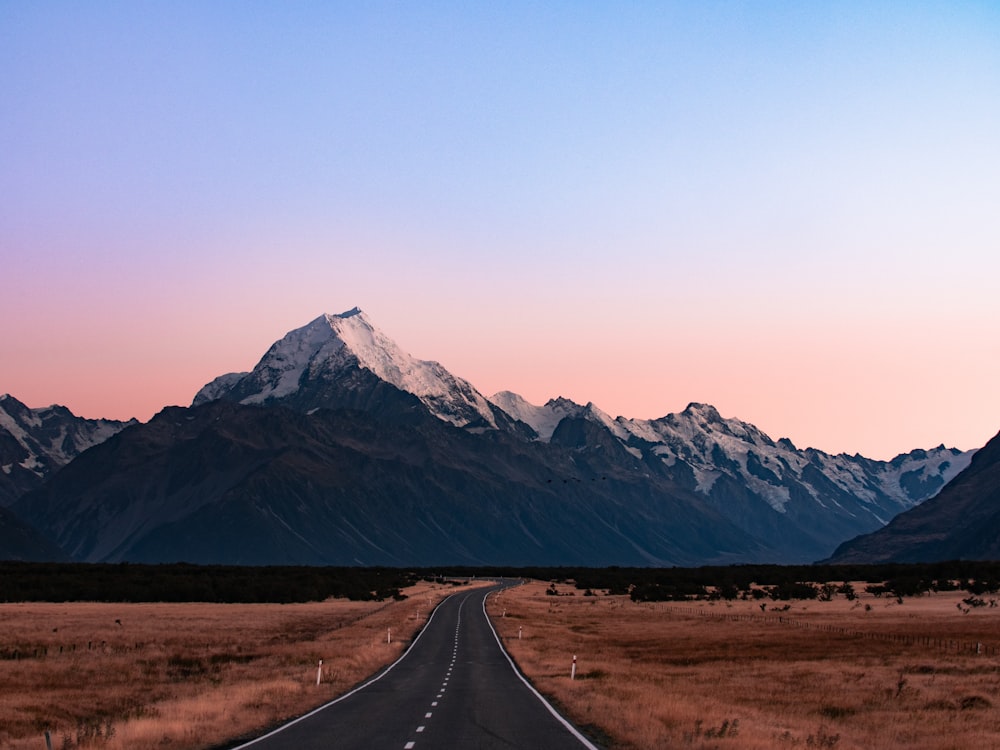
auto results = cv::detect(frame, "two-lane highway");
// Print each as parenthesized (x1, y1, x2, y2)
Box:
(231, 582, 599, 749)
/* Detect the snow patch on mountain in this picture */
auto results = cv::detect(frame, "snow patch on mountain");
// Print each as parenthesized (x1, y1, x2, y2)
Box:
(490, 392, 615, 440)
(193, 372, 249, 406)
(489, 392, 975, 516)
(325, 309, 497, 426)
(0, 394, 134, 483)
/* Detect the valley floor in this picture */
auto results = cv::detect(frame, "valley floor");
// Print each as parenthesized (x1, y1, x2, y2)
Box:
(0, 580, 481, 750)
(488, 581, 1000, 750)
(5, 578, 999, 750)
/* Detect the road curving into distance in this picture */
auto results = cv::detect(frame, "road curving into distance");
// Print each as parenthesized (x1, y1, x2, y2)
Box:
(229, 581, 600, 750)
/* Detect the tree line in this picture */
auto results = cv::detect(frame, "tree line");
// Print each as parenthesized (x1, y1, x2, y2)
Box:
(3, 560, 1000, 603)
(0, 562, 418, 603)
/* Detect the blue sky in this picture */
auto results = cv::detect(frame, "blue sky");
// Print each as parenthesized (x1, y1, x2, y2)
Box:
(2, 1, 999, 458)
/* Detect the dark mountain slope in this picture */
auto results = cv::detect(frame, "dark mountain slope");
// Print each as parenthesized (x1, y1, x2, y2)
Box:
(15, 399, 775, 566)
(0, 505, 68, 562)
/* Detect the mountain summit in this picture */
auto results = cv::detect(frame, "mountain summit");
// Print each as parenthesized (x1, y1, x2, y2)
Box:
(194, 308, 517, 431)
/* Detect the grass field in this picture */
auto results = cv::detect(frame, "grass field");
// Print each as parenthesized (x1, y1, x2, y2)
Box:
(0, 580, 481, 750)
(6, 577, 999, 749)
(488, 581, 1000, 750)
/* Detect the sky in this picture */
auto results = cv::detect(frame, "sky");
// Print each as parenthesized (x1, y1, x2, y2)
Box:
(2, 1, 998, 460)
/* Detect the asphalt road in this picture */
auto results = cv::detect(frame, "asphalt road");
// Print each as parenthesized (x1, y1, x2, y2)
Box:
(230, 582, 599, 750)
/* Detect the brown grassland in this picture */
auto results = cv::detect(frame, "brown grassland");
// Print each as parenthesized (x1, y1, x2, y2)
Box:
(0, 580, 486, 750)
(488, 581, 1000, 750)
(6, 578, 1000, 750)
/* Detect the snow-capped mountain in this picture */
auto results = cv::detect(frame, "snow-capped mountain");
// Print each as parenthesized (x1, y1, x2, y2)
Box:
(188, 308, 974, 555)
(490, 392, 617, 441)
(826, 428, 1000, 564)
(6, 306, 981, 565)
(193, 308, 519, 432)
(0, 393, 135, 506)
(489, 394, 974, 558)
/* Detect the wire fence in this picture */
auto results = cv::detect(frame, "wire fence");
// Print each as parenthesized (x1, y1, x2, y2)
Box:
(655, 603, 998, 657)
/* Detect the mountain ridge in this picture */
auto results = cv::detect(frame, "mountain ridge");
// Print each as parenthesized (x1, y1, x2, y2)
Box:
(0, 393, 135, 507)
(1, 307, 982, 565)
(824, 429, 1000, 563)
(15, 399, 773, 566)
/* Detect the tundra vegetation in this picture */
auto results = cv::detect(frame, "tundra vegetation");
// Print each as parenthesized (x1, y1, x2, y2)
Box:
(489, 579, 1000, 749)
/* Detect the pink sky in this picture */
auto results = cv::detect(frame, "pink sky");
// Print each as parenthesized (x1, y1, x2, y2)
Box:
(3, 3, 999, 461)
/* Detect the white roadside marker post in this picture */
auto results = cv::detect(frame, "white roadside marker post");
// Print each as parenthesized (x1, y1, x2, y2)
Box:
(387, 627, 392, 644)
(316, 659, 323, 686)
(571, 654, 577, 681)
(518, 626, 522, 640)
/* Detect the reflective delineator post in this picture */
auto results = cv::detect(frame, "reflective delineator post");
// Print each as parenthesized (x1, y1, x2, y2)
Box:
(316, 659, 323, 686)
(571, 654, 577, 680)
(387, 627, 392, 644)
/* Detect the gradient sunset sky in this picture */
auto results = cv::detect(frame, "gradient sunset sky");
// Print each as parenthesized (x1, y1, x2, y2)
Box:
(3, 2, 998, 460)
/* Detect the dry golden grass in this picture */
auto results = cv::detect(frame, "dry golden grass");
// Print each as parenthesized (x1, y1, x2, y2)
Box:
(0, 580, 485, 750)
(489, 582, 1000, 750)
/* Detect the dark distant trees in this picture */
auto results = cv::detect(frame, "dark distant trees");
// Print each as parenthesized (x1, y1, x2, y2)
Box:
(0, 562, 415, 603)
(5, 560, 1000, 604)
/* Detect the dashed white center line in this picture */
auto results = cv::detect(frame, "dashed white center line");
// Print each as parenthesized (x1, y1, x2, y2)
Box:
(416, 726, 425, 733)
(404, 743, 415, 749)
(425, 712, 433, 718)
(431, 701, 438, 706)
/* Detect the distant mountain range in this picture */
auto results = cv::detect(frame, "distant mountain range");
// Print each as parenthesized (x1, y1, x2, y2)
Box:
(2, 308, 987, 565)
(825, 429, 1000, 564)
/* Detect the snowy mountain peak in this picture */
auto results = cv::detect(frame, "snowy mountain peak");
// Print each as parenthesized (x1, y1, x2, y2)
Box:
(489, 392, 584, 440)
(193, 308, 503, 429)
(0, 394, 134, 505)
(487, 393, 625, 441)
(682, 402, 723, 422)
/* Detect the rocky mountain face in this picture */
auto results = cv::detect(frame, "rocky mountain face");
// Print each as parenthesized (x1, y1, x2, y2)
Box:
(825, 430, 1000, 563)
(0, 394, 135, 507)
(0, 504, 68, 561)
(3, 308, 978, 565)
(490, 392, 973, 561)
(15, 399, 771, 566)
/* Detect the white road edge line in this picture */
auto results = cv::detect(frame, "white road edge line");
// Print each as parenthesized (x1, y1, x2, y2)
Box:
(482, 583, 601, 750)
(229, 591, 459, 749)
